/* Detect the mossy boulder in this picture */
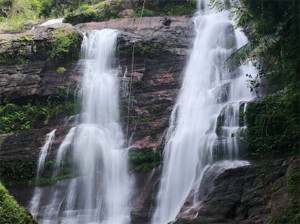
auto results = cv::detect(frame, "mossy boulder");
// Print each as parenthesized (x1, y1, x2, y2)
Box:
(0, 182, 37, 223)
(64, 0, 132, 25)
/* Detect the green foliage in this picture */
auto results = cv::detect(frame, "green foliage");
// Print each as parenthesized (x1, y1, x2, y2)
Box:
(35, 157, 76, 186)
(132, 0, 197, 17)
(0, 52, 29, 65)
(0, 162, 37, 186)
(0, 0, 42, 31)
(163, 1, 197, 16)
(64, 4, 98, 25)
(124, 115, 139, 123)
(131, 7, 158, 18)
(129, 149, 161, 172)
(0, 0, 99, 31)
(0, 182, 37, 223)
(57, 67, 67, 74)
(64, 0, 122, 25)
(149, 129, 157, 138)
(246, 88, 300, 158)
(0, 90, 80, 134)
(118, 44, 160, 59)
(50, 30, 81, 63)
(139, 114, 155, 122)
(0, 157, 75, 187)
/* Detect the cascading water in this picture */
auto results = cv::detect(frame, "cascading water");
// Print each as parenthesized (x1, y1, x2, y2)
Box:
(151, 1, 255, 223)
(29, 129, 56, 215)
(30, 29, 131, 224)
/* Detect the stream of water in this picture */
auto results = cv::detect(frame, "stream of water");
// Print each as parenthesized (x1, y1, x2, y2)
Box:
(29, 29, 131, 224)
(151, 1, 255, 223)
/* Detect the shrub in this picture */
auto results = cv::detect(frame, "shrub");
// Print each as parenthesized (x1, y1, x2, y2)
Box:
(0, 182, 37, 223)
(0, 91, 80, 134)
(246, 86, 300, 158)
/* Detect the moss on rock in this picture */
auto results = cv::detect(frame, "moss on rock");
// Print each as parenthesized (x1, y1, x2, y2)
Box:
(0, 182, 37, 223)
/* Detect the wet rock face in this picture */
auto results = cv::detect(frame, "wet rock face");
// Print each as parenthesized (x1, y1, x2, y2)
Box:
(0, 23, 82, 103)
(113, 16, 193, 152)
(0, 125, 71, 164)
(174, 158, 300, 224)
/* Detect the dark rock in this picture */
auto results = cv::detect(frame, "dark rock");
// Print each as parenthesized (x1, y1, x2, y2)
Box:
(0, 23, 82, 103)
(174, 158, 299, 224)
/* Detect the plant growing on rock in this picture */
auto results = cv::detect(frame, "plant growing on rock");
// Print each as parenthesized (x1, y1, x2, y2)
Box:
(129, 149, 161, 172)
(0, 182, 37, 223)
(49, 29, 81, 63)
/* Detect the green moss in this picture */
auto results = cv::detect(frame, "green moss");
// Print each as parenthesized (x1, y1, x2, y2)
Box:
(57, 67, 67, 74)
(124, 115, 139, 123)
(0, 182, 37, 223)
(166, 43, 178, 49)
(134, 45, 160, 58)
(12, 35, 32, 43)
(49, 30, 81, 63)
(129, 149, 161, 172)
(149, 129, 157, 138)
(140, 114, 156, 122)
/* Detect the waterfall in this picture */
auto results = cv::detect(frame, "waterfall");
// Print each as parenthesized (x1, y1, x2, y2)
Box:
(151, 1, 255, 223)
(30, 29, 131, 224)
(29, 129, 56, 215)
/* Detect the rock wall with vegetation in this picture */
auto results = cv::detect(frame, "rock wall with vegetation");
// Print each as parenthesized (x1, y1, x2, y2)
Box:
(0, 23, 82, 192)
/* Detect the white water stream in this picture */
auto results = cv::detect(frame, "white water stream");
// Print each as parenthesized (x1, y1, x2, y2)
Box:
(30, 29, 131, 224)
(29, 129, 56, 215)
(151, 1, 255, 223)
